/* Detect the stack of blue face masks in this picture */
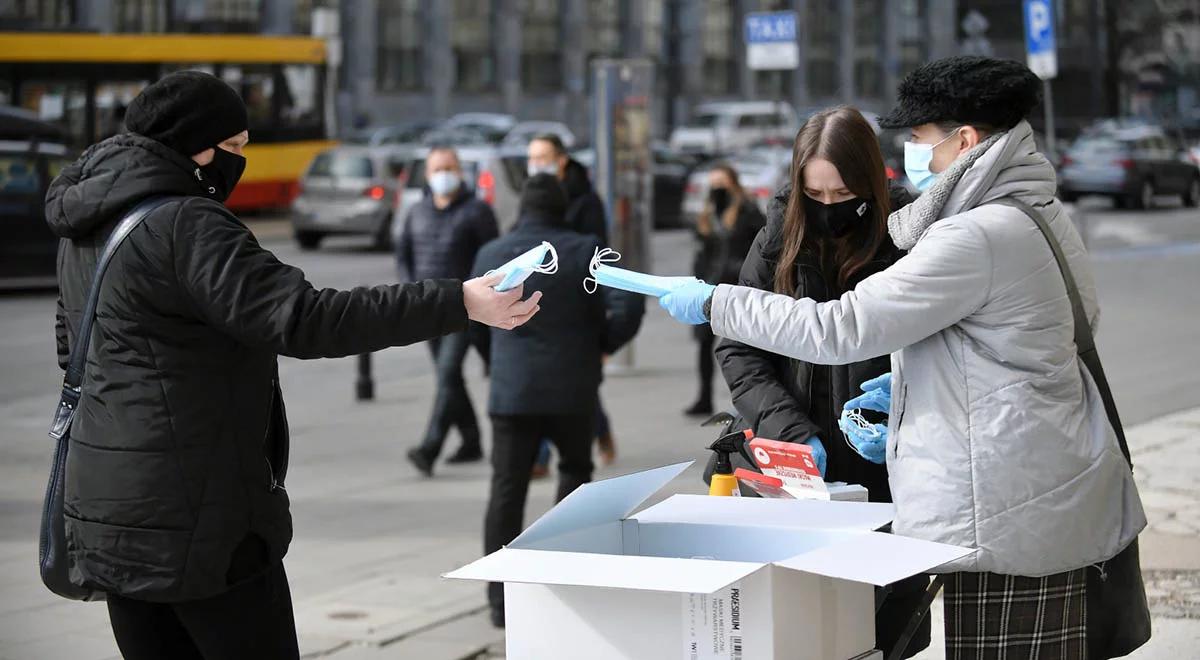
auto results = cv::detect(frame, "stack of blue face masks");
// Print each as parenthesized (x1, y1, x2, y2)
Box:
(488, 241, 559, 292)
(582, 248, 702, 297)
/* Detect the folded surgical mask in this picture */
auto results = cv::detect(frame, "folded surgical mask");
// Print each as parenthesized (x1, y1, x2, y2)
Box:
(583, 248, 701, 297)
(838, 408, 883, 453)
(488, 241, 559, 292)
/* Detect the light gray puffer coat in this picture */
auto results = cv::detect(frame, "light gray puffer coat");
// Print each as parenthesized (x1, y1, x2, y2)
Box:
(709, 121, 1145, 576)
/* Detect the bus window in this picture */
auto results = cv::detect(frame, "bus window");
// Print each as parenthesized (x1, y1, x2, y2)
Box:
(281, 64, 320, 131)
(19, 81, 87, 147)
(222, 65, 274, 128)
(0, 79, 10, 106)
(95, 81, 148, 142)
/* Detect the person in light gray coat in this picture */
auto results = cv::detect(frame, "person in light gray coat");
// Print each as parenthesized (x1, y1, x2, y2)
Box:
(659, 57, 1146, 659)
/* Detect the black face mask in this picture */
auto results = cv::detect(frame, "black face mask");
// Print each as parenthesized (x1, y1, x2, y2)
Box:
(709, 187, 732, 216)
(198, 148, 247, 203)
(803, 195, 871, 238)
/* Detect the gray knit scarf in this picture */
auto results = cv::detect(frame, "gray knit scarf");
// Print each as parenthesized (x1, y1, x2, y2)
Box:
(887, 131, 1006, 250)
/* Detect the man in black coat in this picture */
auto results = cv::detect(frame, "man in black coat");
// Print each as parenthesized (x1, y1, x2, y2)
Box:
(469, 174, 643, 628)
(526, 133, 608, 245)
(397, 146, 500, 475)
(46, 71, 540, 660)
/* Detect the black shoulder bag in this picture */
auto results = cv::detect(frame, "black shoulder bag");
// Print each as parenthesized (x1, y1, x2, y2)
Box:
(995, 197, 1151, 659)
(40, 196, 175, 601)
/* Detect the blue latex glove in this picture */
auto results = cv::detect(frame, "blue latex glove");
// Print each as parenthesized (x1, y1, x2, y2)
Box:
(658, 281, 716, 325)
(802, 436, 827, 478)
(844, 372, 892, 413)
(838, 411, 888, 464)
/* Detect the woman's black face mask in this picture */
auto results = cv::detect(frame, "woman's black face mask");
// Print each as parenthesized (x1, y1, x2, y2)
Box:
(803, 195, 871, 238)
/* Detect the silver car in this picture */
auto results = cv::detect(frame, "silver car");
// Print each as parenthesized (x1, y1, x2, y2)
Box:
(291, 146, 404, 250)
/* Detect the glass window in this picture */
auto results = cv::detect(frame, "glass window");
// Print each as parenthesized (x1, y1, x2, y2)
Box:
(221, 65, 274, 128)
(755, 71, 790, 100)
(586, 0, 622, 77)
(806, 0, 838, 99)
(452, 0, 496, 92)
(308, 152, 375, 178)
(0, 155, 40, 196)
(642, 0, 664, 61)
(0, 79, 11, 106)
(280, 64, 321, 131)
(896, 0, 924, 78)
(176, 0, 261, 32)
(854, 0, 882, 99)
(702, 0, 736, 95)
(520, 0, 562, 92)
(19, 81, 87, 147)
(95, 81, 148, 142)
(114, 0, 166, 31)
(377, 0, 424, 92)
(0, 0, 72, 29)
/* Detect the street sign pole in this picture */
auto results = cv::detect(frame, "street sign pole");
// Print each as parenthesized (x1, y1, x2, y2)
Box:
(1023, 0, 1058, 159)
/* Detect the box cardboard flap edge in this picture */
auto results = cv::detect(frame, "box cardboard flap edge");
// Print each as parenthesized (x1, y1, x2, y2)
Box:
(444, 547, 763, 594)
(506, 461, 693, 549)
(633, 493, 896, 530)
(773, 531, 974, 586)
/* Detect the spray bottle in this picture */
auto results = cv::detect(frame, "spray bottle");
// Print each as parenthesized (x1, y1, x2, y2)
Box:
(707, 428, 754, 497)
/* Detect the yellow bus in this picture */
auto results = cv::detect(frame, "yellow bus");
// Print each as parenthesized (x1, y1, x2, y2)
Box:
(0, 32, 336, 212)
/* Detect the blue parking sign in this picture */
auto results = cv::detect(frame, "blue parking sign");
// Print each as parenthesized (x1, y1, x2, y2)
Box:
(745, 11, 798, 70)
(1023, 0, 1057, 79)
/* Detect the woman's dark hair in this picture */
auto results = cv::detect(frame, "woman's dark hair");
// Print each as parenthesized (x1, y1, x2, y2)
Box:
(774, 106, 890, 295)
(696, 163, 746, 237)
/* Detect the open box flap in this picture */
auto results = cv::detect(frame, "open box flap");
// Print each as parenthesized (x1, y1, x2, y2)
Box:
(509, 462, 692, 549)
(773, 531, 974, 586)
(444, 547, 763, 594)
(633, 494, 896, 531)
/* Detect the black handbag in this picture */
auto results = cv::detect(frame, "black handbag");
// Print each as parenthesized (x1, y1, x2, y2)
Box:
(39, 196, 175, 601)
(996, 197, 1152, 659)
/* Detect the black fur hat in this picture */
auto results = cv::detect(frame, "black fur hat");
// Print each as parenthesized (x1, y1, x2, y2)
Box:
(878, 56, 1042, 130)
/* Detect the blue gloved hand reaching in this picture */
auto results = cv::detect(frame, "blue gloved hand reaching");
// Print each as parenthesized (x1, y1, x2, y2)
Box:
(838, 413, 887, 464)
(658, 280, 716, 325)
(802, 436, 827, 478)
(843, 372, 891, 413)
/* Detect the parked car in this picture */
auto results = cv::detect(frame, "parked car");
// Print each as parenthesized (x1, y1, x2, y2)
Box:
(682, 149, 792, 223)
(440, 113, 518, 144)
(346, 121, 438, 148)
(1059, 128, 1200, 209)
(501, 121, 577, 150)
(290, 146, 405, 250)
(0, 106, 72, 289)
(669, 101, 798, 156)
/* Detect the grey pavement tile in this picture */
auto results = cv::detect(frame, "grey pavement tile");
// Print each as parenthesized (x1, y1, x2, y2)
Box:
(1, 631, 119, 660)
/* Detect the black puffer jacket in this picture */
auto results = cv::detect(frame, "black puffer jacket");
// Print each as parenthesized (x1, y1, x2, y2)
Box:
(470, 211, 642, 416)
(692, 199, 766, 285)
(395, 187, 499, 282)
(561, 159, 608, 246)
(714, 183, 912, 503)
(47, 134, 466, 602)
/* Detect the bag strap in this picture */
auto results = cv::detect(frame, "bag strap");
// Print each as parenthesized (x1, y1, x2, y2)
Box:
(63, 196, 176, 391)
(992, 197, 1131, 467)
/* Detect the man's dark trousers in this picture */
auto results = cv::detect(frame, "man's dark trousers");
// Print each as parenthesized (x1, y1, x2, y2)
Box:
(416, 331, 480, 460)
(485, 411, 595, 607)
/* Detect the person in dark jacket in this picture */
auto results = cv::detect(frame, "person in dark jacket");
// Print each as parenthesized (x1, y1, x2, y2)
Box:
(398, 146, 500, 475)
(470, 174, 643, 628)
(685, 164, 766, 416)
(45, 71, 540, 660)
(712, 106, 926, 659)
(526, 133, 608, 245)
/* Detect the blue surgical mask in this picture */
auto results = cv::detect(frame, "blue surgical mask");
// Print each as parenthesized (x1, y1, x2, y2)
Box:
(583, 248, 701, 298)
(527, 162, 558, 178)
(903, 129, 960, 192)
(488, 241, 559, 292)
(427, 171, 461, 197)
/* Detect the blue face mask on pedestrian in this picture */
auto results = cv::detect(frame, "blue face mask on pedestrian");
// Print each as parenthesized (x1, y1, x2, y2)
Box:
(903, 128, 961, 192)
(488, 241, 559, 292)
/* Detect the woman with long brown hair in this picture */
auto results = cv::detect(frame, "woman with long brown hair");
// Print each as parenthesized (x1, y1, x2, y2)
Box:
(712, 106, 926, 658)
(685, 164, 765, 416)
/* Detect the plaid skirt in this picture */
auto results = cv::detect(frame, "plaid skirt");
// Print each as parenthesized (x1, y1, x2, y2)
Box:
(944, 569, 1088, 660)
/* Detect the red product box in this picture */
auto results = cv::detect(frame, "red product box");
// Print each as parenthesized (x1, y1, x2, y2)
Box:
(746, 437, 829, 500)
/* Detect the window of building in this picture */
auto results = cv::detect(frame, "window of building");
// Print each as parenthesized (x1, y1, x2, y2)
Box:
(114, 0, 166, 31)
(806, 0, 838, 99)
(702, 0, 737, 95)
(897, 0, 924, 78)
(520, 0, 562, 92)
(854, 0, 883, 99)
(0, 0, 72, 30)
(377, 0, 424, 92)
(292, 0, 336, 34)
(586, 0, 622, 89)
(173, 0, 261, 32)
(452, 0, 497, 92)
(642, 0, 664, 61)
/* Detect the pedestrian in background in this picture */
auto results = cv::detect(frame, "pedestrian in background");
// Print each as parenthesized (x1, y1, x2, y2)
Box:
(470, 174, 643, 629)
(714, 107, 927, 658)
(397, 146, 500, 477)
(685, 164, 765, 416)
(45, 71, 539, 660)
(526, 133, 618, 468)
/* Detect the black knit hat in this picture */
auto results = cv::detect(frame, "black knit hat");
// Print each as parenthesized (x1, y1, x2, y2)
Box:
(520, 173, 568, 219)
(878, 56, 1042, 130)
(126, 71, 248, 157)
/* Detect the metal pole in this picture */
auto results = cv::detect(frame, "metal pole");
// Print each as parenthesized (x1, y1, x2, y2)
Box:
(355, 353, 374, 401)
(1043, 78, 1057, 161)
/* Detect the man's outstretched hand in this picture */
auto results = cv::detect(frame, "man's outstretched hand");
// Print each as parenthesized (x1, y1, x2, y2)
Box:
(464, 273, 542, 330)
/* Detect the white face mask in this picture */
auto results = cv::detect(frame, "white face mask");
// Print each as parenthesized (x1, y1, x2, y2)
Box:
(488, 241, 559, 292)
(427, 170, 461, 197)
(527, 161, 559, 178)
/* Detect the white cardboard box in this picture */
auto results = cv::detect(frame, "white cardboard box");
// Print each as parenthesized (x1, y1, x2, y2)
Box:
(445, 462, 970, 660)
